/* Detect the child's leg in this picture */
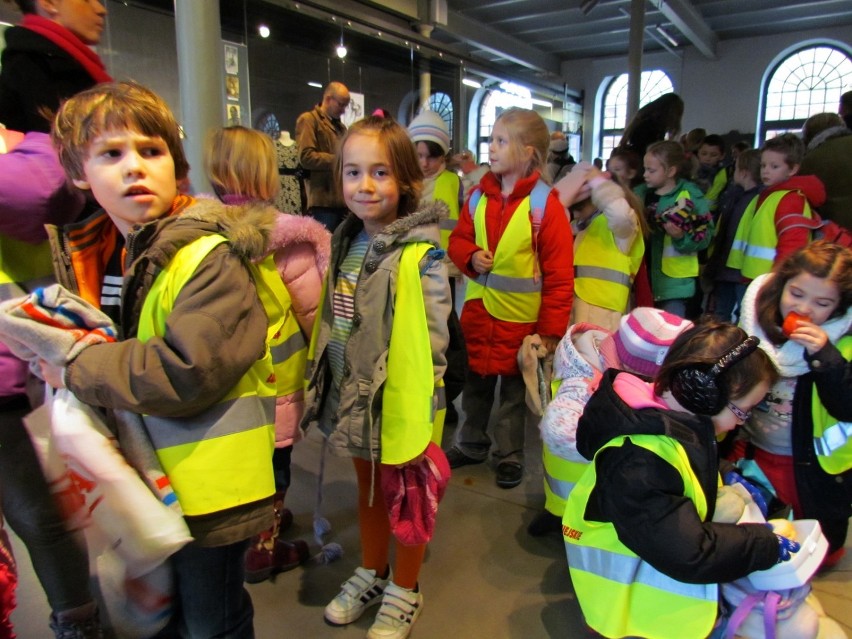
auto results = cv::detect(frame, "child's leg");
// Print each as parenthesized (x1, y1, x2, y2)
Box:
(353, 458, 391, 574)
(454, 372, 498, 460)
(271, 445, 292, 494)
(492, 374, 527, 466)
(658, 297, 687, 319)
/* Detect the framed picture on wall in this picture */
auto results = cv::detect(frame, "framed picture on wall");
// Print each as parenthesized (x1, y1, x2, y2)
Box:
(224, 44, 238, 75)
(342, 92, 365, 127)
(226, 74, 239, 100)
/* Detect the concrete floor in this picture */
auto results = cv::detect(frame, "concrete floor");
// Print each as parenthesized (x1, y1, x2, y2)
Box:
(9, 404, 852, 638)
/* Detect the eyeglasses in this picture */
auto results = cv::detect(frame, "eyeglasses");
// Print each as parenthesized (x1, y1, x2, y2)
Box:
(727, 401, 752, 422)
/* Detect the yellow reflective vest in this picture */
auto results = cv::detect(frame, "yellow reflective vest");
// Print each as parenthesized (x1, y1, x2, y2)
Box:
(137, 234, 283, 516)
(727, 190, 813, 279)
(433, 170, 461, 250)
(563, 434, 718, 639)
(464, 182, 549, 323)
(0, 235, 54, 295)
(660, 189, 700, 278)
(574, 212, 644, 313)
(812, 336, 852, 475)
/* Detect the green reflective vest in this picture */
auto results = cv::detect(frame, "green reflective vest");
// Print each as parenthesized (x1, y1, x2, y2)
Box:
(727, 190, 813, 279)
(563, 434, 718, 639)
(433, 170, 461, 250)
(465, 184, 546, 323)
(137, 234, 282, 516)
(574, 212, 644, 313)
(812, 336, 852, 475)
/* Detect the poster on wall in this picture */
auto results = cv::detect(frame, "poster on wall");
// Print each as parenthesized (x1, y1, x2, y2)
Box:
(222, 41, 249, 125)
(342, 92, 365, 127)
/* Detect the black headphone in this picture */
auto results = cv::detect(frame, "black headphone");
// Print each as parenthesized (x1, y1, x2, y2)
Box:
(669, 335, 760, 416)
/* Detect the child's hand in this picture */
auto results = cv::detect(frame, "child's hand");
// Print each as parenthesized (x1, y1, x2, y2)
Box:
(39, 359, 66, 389)
(540, 335, 560, 354)
(471, 250, 494, 274)
(662, 220, 685, 239)
(786, 319, 829, 355)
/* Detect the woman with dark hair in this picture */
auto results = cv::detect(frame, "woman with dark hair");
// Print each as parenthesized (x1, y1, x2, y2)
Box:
(618, 92, 684, 157)
(0, 0, 109, 132)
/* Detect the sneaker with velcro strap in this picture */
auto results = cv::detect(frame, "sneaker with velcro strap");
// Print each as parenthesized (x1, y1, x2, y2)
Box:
(367, 581, 423, 639)
(324, 566, 389, 626)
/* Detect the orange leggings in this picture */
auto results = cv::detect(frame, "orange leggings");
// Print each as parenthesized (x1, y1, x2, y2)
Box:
(352, 457, 426, 590)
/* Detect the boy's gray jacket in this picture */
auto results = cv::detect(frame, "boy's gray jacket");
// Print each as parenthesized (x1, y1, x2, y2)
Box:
(302, 203, 451, 460)
(47, 198, 280, 545)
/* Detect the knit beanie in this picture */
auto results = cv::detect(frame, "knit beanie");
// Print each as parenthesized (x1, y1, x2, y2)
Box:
(612, 308, 693, 377)
(408, 110, 450, 155)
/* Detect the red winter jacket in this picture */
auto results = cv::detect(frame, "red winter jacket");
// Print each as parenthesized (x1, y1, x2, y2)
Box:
(760, 174, 826, 268)
(449, 170, 573, 376)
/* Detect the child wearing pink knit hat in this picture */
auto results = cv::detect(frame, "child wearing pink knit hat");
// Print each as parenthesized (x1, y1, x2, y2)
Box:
(529, 307, 693, 535)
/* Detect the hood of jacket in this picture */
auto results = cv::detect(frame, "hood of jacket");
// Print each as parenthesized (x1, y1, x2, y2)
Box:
(759, 174, 826, 209)
(479, 169, 545, 202)
(806, 125, 851, 152)
(576, 369, 718, 480)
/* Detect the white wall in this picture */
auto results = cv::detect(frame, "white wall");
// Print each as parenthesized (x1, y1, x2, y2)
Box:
(561, 25, 852, 160)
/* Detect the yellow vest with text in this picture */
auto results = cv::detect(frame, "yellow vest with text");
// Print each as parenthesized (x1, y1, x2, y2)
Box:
(574, 212, 644, 313)
(464, 186, 544, 323)
(137, 234, 283, 516)
(433, 170, 461, 250)
(812, 336, 852, 475)
(727, 190, 813, 279)
(563, 434, 718, 639)
(382, 242, 446, 463)
(660, 189, 699, 278)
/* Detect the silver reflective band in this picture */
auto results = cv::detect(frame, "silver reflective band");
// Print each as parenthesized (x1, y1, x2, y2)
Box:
(813, 420, 851, 457)
(545, 472, 574, 500)
(145, 395, 276, 449)
(271, 331, 307, 363)
(473, 272, 542, 293)
(574, 265, 631, 287)
(743, 245, 777, 261)
(565, 544, 716, 601)
(662, 243, 690, 259)
(440, 219, 458, 231)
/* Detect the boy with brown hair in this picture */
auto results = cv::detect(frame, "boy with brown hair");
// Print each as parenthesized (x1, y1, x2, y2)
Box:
(43, 81, 286, 637)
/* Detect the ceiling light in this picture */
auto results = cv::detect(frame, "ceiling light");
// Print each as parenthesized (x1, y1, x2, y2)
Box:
(258, 24, 270, 38)
(336, 27, 347, 59)
(462, 77, 482, 89)
(531, 98, 553, 108)
(656, 25, 678, 47)
(307, 81, 323, 88)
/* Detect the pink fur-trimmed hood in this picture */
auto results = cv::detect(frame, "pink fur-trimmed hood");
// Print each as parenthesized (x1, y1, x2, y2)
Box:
(265, 213, 331, 279)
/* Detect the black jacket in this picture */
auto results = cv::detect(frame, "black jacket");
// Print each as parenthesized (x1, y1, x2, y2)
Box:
(0, 26, 97, 132)
(577, 369, 779, 584)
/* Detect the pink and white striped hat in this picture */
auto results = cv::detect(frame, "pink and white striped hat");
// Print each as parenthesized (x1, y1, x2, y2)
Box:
(612, 307, 693, 377)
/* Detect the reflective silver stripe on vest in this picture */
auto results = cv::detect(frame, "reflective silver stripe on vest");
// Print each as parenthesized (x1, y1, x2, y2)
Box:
(813, 420, 852, 457)
(574, 265, 631, 287)
(473, 272, 542, 293)
(145, 395, 275, 449)
(743, 244, 776, 261)
(435, 384, 446, 412)
(565, 544, 716, 601)
(662, 243, 689, 259)
(272, 331, 307, 363)
(440, 219, 458, 231)
(730, 238, 747, 253)
(545, 470, 574, 500)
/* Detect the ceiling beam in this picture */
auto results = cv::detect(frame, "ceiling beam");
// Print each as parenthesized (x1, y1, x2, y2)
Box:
(441, 10, 562, 77)
(650, 0, 717, 59)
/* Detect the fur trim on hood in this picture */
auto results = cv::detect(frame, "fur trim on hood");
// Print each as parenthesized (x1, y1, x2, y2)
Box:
(806, 125, 851, 152)
(266, 213, 332, 279)
(177, 197, 278, 262)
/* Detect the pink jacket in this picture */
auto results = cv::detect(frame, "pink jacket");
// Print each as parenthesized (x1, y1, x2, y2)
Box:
(264, 212, 331, 447)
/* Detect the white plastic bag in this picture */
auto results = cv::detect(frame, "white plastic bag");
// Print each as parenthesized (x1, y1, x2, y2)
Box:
(48, 388, 191, 577)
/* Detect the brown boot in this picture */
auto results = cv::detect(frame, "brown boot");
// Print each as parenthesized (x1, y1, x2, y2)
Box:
(244, 537, 309, 583)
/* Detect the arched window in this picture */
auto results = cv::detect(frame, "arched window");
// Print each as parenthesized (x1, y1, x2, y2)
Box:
(429, 91, 454, 136)
(759, 44, 852, 141)
(476, 83, 534, 161)
(599, 70, 673, 160)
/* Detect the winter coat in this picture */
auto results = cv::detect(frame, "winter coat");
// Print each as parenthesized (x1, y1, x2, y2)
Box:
(264, 212, 330, 447)
(799, 125, 852, 230)
(0, 25, 99, 133)
(1, 130, 85, 399)
(295, 105, 346, 209)
(576, 369, 780, 584)
(302, 203, 451, 461)
(48, 198, 277, 545)
(635, 178, 712, 302)
(448, 170, 574, 376)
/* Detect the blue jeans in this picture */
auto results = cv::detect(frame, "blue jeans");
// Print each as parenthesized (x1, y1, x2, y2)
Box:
(712, 281, 748, 324)
(154, 538, 253, 638)
(657, 297, 687, 319)
(0, 398, 93, 614)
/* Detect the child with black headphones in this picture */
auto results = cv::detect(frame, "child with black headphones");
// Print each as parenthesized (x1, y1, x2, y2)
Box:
(563, 321, 799, 639)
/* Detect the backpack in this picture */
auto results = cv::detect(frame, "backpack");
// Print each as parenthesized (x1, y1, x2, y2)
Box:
(814, 216, 852, 248)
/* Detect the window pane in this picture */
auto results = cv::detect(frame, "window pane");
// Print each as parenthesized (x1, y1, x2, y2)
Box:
(598, 70, 674, 157)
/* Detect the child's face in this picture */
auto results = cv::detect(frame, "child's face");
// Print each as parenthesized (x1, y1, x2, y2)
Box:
(74, 129, 177, 237)
(488, 120, 525, 179)
(642, 153, 675, 191)
(760, 149, 798, 187)
(779, 272, 841, 327)
(341, 132, 401, 235)
(607, 156, 636, 184)
(416, 142, 444, 179)
(712, 380, 769, 435)
(697, 145, 723, 168)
